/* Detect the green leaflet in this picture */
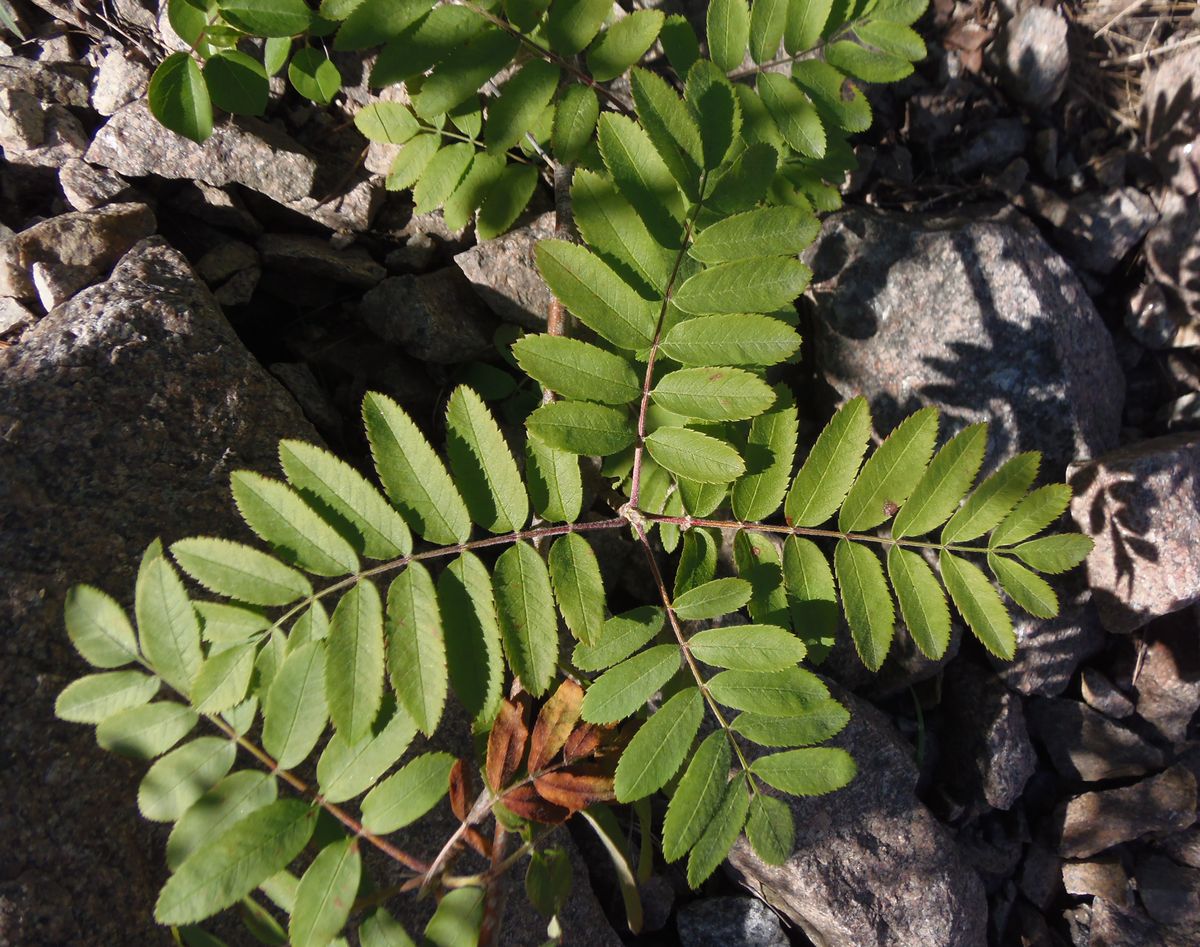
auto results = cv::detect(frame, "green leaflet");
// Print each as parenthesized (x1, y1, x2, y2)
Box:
(486, 59, 559, 154)
(263, 36, 290, 75)
(438, 552, 503, 729)
(386, 134, 439, 192)
(791, 59, 872, 133)
(191, 643, 256, 714)
(155, 799, 316, 925)
(1012, 535, 1093, 575)
(96, 701, 197, 760)
(288, 48, 342, 105)
(750, 0, 788, 62)
(826, 39, 913, 83)
(745, 793, 794, 865)
(661, 13, 700, 74)
(231, 471, 360, 576)
(171, 538, 312, 607)
(526, 400, 635, 456)
(478, 163, 539, 239)
(571, 169, 674, 296)
(363, 391, 471, 545)
(736, 83, 787, 151)
(686, 61, 741, 170)
(371, 6, 488, 87)
(443, 152, 504, 232)
(990, 484, 1073, 548)
(892, 423, 987, 538)
(731, 701, 850, 746)
(290, 839, 361, 947)
(573, 606, 665, 671)
(288, 603, 329, 653)
(360, 908, 417, 947)
(785, 0, 833, 52)
(757, 73, 825, 158)
(148, 52, 212, 144)
(534, 239, 657, 350)
(317, 704, 418, 803)
(387, 562, 447, 736)
(512, 334, 641, 405)
(941, 452, 1040, 543)
(786, 397, 872, 527)
(494, 541, 559, 697)
(886, 545, 951, 660)
(835, 539, 895, 670)
(218, 0, 312, 35)
(662, 313, 801, 367)
(733, 387, 799, 521)
(326, 580, 385, 742)
(279, 439, 412, 560)
(64, 583, 140, 669)
(549, 532, 605, 645)
(424, 886, 485, 947)
(544, 0, 611, 55)
(136, 554, 202, 694)
(526, 848, 573, 919)
(334, 0, 431, 50)
(704, 140, 777, 214)
(673, 578, 753, 620)
(56, 670, 159, 724)
(750, 747, 856, 795)
(166, 771, 278, 871)
(856, 20, 926, 60)
(413, 28, 519, 118)
(197, 602, 271, 646)
(678, 476, 729, 516)
(262, 641, 328, 769)
(686, 771, 749, 887)
(661, 730, 730, 862)
(688, 624, 807, 670)
(361, 752, 455, 833)
(354, 103, 420, 144)
(839, 406, 939, 532)
(673, 258, 812, 314)
(735, 530, 791, 630)
(674, 529, 718, 597)
(202, 51, 269, 117)
(989, 552, 1058, 619)
(597, 112, 686, 247)
(412, 143, 473, 215)
(589, 10, 664, 82)
(707, 666, 829, 715)
(939, 550, 1015, 660)
(689, 206, 819, 263)
(526, 438, 583, 523)
(645, 427, 745, 483)
(782, 536, 838, 661)
(138, 737, 236, 823)
(446, 386, 528, 534)
(552, 83, 600, 165)
(629, 67, 703, 200)
(614, 687, 703, 802)
(652, 367, 776, 422)
(707, 0, 750, 72)
(580, 645, 681, 723)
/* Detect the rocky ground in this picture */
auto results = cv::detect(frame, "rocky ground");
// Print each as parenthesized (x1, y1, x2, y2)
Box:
(1, 0, 1199, 945)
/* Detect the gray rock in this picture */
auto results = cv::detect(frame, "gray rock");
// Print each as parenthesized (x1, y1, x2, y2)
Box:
(1163, 393, 1200, 433)
(1053, 188, 1159, 275)
(0, 55, 91, 107)
(91, 47, 149, 116)
(257, 233, 386, 287)
(1135, 611, 1200, 745)
(0, 237, 317, 945)
(0, 87, 43, 150)
(1018, 843, 1061, 910)
(0, 294, 36, 336)
(727, 687, 988, 947)
(1158, 827, 1200, 869)
(170, 181, 264, 236)
(940, 660, 1036, 810)
(1062, 856, 1133, 906)
(1056, 766, 1197, 858)
(58, 158, 133, 212)
(1136, 854, 1200, 926)
(0, 203, 157, 306)
(1069, 434, 1200, 633)
(359, 269, 496, 364)
(282, 173, 382, 233)
(455, 210, 557, 328)
(212, 266, 260, 307)
(269, 362, 345, 443)
(992, 585, 1107, 697)
(1081, 667, 1135, 719)
(1088, 898, 1200, 947)
(1128, 192, 1200, 350)
(1026, 697, 1165, 782)
(676, 897, 789, 947)
(806, 208, 1123, 473)
(87, 102, 318, 206)
(2, 103, 88, 168)
(948, 118, 1027, 177)
(995, 7, 1070, 109)
(195, 240, 259, 286)
(1143, 47, 1200, 196)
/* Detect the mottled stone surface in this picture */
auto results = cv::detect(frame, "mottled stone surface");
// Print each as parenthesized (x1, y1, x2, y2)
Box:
(727, 686, 987, 947)
(0, 55, 90, 107)
(1056, 766, 1197, 858)
(676, 897, 789, 946)
(1135, 611, 1200, 745)
(58, 158, 133, 211)
(1069, 434, 1200, 633)
(455, 210, 556, 328)
(1027, 697, 1164, 781)
(1081, 667, 1135, 719)
(258, 233, 386, 287)
(1137, 854, 1200, 925)
(1062, 857, 1133, 907)
(1088, 898, 1200, 947)
(990, 586, 1107, 697)
(1, 103, 87, 168)
(359, 269, 496, 364)
(0, 238, 317, 944)
(90, 47, 148, 116)
(995, 7, 1070, 109)
(806, 208, 1123, 474)
(1052, 188, 1159, 275)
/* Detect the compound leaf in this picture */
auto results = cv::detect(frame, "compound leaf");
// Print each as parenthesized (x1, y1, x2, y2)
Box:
(64, 583, 139, 669)
(690, 206, 819, 263)
(750, 747, 856, 795)
(317, 705, 418, 803)
(527, 400, 635, 456)
(589, 10, 664, 82)
(512, 334, 641, 405)
(707, 0, 750, 72)
(745, 793, 794, 864)
(137, 554, 203, 693)
(580, 645, 680, 724)
(614, 687, 702, 802)
(688, 624, 807, 670)
(191, 643, 256, 714)
(56, 670, 159, 724)
(166, 771, 278, 871)
(354, 101, 420, 144)
(686, 772, 749, 887)
(646, 427, 745, 483)
(733, 387, 799, 521)
(892, 423, 987, 539)
(1012, 535, 1093, 575)
(361, 752, 455, 833)
(439, 552, 503, 729)
(730, 700, 849, 746)
(414, 28, 519, 117)
(707, 666, 829, 715)
(785, 396, 870, 526)
(232, 472, 359, 576)
(839, 406, 939, 532)
(262, 641, 328, 769)
(781, 536, 838, 661)
(552, 83, 599, 164)
(662, 314, 801, 368)
(545, 0, 611, 55)
(673, 577, 752, 620)
(573, 606, 665, 671)
(172, 538, 313, 607)
(990, 485, 1073, 548)
(549, 532, 605, 645)
(989, 552, 1058, 619)
(526, 438, 583, 523)
(486, 59, 560, 153)
(139, 737, 236, 823)
(652, 367, 776, 422)
(673, 258, 811, 315)
(629, 67, 703, 199)
(941, 452, 1040, 543)
(757, 72, 825, 157)
(661, 730, 730, 862)
(96, 701, 197, 760)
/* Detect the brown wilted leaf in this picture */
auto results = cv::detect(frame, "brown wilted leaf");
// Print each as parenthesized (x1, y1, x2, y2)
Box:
(485, 698, 529, 792)
(500, 784, 570, 824)
(529, 679, 584, 773)
(562, 722, 605, 764)
(534, 768, 617, 813)
(449, 758, 472, 822)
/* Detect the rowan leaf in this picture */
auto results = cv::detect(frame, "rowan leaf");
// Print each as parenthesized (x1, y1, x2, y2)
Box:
(785, 0, 833, 52)
(361, 752, 455, 833)
(334, 0, 430, 49)
(652, 367, 776, 422)
(660, 13, 700, 74)
(494, 541, 559, 697)
(734, 530, 791, 629)
(290, 839, 361, 947)
(202, 50, 268, 117)
(661, 730, 730, 862)
(486, 59, 560, 153)
(690, 206, 819, 264)
(438, 553, 503, 729)
(588, 10, 664, 82)
(486, 699, 529, 791)
(673, 257, 812, 314)
(288, 48, 341, 105)
(512, 334, 641, 405)
(941, 452, 1040, 543)
(580, 645, 680, 723)
(629, 67, 703, 199)
(191, 643, 256, 714)
(552, 83, 599, 164)
(534, 769, 617, 812)
(549, 533, 605, 646)
(673, 578, 753, 620)
(782, 536, 838, 661)
(446, 386, 528, 534)
(1012, 535, 1093, 575)
(707, 666, 829, 715)
(892, 423, 987, 538)
(354, 102, 420, 145)
(544, 0, 611, 54)
(262, 641, 328, 769)
(64, 583, 140, 669)
(217, 0, 312, 35)
(385, 134, 440, 191)
(171, 538, 312, 607)
(597, 112, 686, 246)
(707, 0, 750, 72)
(990, 485, 1073, 547)
(573, 606, 665, 671)
(414, 29, 519, 118)
(686, 772, 749, 887)
(757, 72, 825, 157)
(166, 771, 278, 871)
(526, 401, 635, 456)
(526, 438, 583, 523)
(529, 679, 585, 773)
(645, 427, 745, 483)
(137, 554, 203, 693)
(614, 687, 703, 801)
(745, 793, 794, 864)
(662, 315, 800, 369)
(834, 539, 894, 671)
(856, 20, 925, 60)
(139, 737, 236, 823)
(886, 545, 952, 660)
(148, 52, 212, 143)
(316, 704, 418, 803)
(412, 143, 474, 215)
(839, 406, 939, 532)
(733, 388, 799, 521)
(989, 552, 1058, 618)
(96, 701, 197, 760)
(730, 700, 849, 746)
(56, 670, 159, 724)
(825, 39, 912, 83)
(791, 58, 872, 133)
(688, 624, 807, 670)
(687, 61, 742, 169)
(674, 529, 718, 597)
(939, 550, 1015, 660)
(750, 0, 788, 61)
(326, 580, 385, 743)
(571, 169, 674, 297)
(704, 141, 776, 214)
(360, 908, 417, 947)
(387, 562, 447, 736)
(750, 747, 856, 795)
